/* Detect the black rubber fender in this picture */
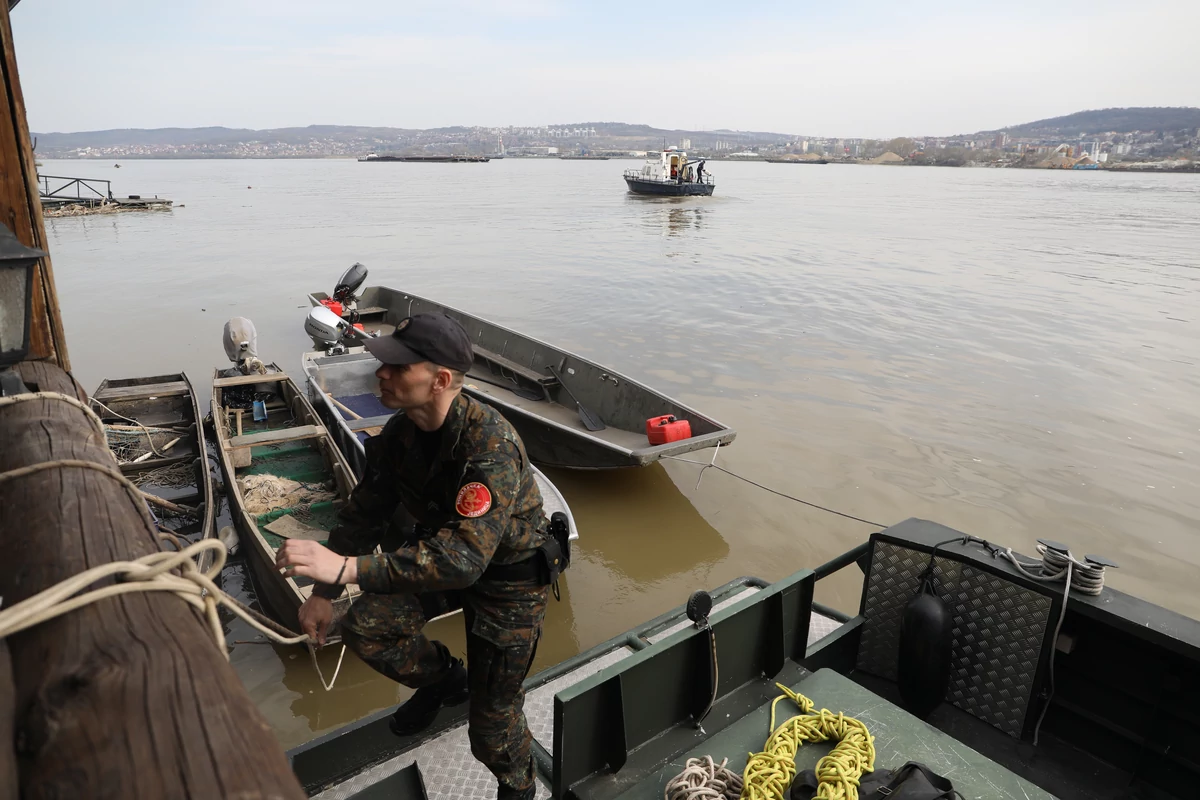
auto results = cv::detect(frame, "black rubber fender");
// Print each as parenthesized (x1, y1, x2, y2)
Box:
(897, 588, 953, 718)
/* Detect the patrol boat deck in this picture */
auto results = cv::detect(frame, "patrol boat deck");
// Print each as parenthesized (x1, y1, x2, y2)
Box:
(289, 519, 1200, 800)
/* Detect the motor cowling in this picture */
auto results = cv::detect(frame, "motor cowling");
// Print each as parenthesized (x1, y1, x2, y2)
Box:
(333, 262, 368, 302)
(305, 305, 349, 346)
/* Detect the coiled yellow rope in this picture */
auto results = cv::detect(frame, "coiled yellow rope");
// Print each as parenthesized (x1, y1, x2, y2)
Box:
(740, 684, 875, 800)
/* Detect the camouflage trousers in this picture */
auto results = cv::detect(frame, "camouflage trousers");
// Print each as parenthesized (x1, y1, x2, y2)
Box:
(341, 579, 549, 793)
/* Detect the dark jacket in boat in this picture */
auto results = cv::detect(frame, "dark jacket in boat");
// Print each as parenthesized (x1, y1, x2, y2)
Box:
(314, 392, 547, 598)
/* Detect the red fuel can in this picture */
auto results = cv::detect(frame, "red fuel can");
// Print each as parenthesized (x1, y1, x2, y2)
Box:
(320, 298, 344, 317)
(646, 414, 692, 445)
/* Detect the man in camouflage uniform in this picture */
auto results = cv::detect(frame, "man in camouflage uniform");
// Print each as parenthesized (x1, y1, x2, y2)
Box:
(277, 313, 549, 800)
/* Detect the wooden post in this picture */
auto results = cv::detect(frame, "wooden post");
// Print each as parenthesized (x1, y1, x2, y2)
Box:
(1, 362, 305, 798)
(0, 641, 15, 799)
(1, 3, 70, 369)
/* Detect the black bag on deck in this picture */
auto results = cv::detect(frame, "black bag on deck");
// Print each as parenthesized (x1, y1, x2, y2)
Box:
(790, 761, 962, 800)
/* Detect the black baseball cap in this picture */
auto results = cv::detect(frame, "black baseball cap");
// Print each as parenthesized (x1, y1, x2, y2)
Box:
(364, 313, 475, 372)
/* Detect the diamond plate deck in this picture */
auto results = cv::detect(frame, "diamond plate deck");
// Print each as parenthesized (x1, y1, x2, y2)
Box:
(857, 540, 1052, 737)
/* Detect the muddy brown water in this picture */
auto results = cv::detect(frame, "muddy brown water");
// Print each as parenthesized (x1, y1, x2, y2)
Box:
(40, 158, 1199, 747)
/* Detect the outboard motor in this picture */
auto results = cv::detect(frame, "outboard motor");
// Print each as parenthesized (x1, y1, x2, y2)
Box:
(305, 305, 351, 355)
(223, 317, 266, 375)
(330, 262, 368, 323)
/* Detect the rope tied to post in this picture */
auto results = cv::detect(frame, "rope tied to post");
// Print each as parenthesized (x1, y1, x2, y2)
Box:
(741, 684, 875, 800)
(0, 391, 348, 690)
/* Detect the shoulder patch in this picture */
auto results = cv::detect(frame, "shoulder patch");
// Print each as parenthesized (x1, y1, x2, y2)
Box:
(456, 481, 493, 518)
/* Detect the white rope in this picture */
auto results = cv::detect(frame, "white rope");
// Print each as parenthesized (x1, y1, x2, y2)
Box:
(0, 391, 107, 443)
(663, 755, 744, 800)
(998, 542, 1107, 746)
(0, 391, 347, 689)
(999, 543, 1106, 596)
(90, 395, 167, 457)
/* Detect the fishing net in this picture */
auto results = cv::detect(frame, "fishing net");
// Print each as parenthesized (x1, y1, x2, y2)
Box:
(104, 426, 183, 465)
(239, 473, 336, 516)
(132, 460, 195, 489)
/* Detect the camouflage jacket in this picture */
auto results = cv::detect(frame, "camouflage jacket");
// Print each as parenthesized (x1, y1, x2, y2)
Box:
(314, 393, 546, 598)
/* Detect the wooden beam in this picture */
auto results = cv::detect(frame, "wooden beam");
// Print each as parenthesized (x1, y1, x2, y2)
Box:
(346, 413, 394, 432)
(92, 380, 191, 402)
(227, 423, 323, 449)
(0, 363, 304, 798)
(213, 372, 290, 388)
(0, 4, 68, 369)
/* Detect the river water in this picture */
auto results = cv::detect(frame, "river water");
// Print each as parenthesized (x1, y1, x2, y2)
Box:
(39, 158, 1200, 748)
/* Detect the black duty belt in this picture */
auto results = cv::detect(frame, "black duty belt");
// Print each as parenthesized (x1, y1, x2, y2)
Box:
(481, 556, 541, 582)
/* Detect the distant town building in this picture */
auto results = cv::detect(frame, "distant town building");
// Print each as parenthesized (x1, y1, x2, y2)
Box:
(679, 138, 692, 149)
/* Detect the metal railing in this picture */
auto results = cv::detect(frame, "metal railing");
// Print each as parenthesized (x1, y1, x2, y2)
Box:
(623, 168, 715, 185)
(38, 174, 113, 201)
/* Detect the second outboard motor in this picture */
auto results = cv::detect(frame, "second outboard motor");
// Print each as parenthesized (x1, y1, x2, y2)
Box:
(223, 317, 266, 375)
(897, 563, 953, 719)
(333, 262, 368, 303)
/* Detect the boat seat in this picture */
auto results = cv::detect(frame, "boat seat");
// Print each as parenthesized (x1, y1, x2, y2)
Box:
(213, 373, 291, 388)
(472, 345, 556, 386)
(227, 424, 324, 449)
(93, 380, 190, 402)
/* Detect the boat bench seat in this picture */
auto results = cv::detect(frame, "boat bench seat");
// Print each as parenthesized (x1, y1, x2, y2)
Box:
(94, 380, 191, 402)
(472, 345, 555, 386)
(228, 424, 324, 449)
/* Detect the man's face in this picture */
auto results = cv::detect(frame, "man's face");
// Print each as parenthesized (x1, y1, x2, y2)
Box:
(376, 361, 436, 410)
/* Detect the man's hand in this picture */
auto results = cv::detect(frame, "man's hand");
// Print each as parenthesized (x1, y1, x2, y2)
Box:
(298, 595, 334, 646)
(275, 539, 358, 584)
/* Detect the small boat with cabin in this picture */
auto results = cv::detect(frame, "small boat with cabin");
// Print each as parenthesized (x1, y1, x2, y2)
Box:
(624, 147, 714, 196)
(306, 266, 735, 469)
(209, 319, 361, 631)
(89, 372, 216, 567)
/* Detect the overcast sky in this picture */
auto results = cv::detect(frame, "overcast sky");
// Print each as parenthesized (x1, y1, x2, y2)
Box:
(13, 0, 1200, 138)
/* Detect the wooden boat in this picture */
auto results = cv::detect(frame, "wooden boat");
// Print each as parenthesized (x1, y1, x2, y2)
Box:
(90, 373, 216, 567)
(300, 348, 580, 541)
(291, 518, 1200, 800)
(306, 286, 736, 469)
(210, 366, 360, 631)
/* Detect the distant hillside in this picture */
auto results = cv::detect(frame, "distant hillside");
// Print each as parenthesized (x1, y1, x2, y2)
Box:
(993, 107, 1200, 137)
(32, 122, 790, 149)
(32, 125, 420, 149)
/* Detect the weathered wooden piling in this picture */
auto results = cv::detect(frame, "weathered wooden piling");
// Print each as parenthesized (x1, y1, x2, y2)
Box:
(2, 4, 306, 795)
(1, 361, 306, 798)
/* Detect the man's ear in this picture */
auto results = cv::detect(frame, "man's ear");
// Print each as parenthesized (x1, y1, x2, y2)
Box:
(433, 366, 454, 392)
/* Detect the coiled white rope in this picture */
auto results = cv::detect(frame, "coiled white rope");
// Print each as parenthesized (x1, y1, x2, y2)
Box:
(1000, 542, 1107, 596)
(997, 542, 1108, 745)
(664, 755, 744, 800)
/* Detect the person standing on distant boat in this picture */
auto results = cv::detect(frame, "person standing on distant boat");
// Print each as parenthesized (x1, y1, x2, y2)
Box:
(697, 162, 705, 183)
(276, 314, 553, 800)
